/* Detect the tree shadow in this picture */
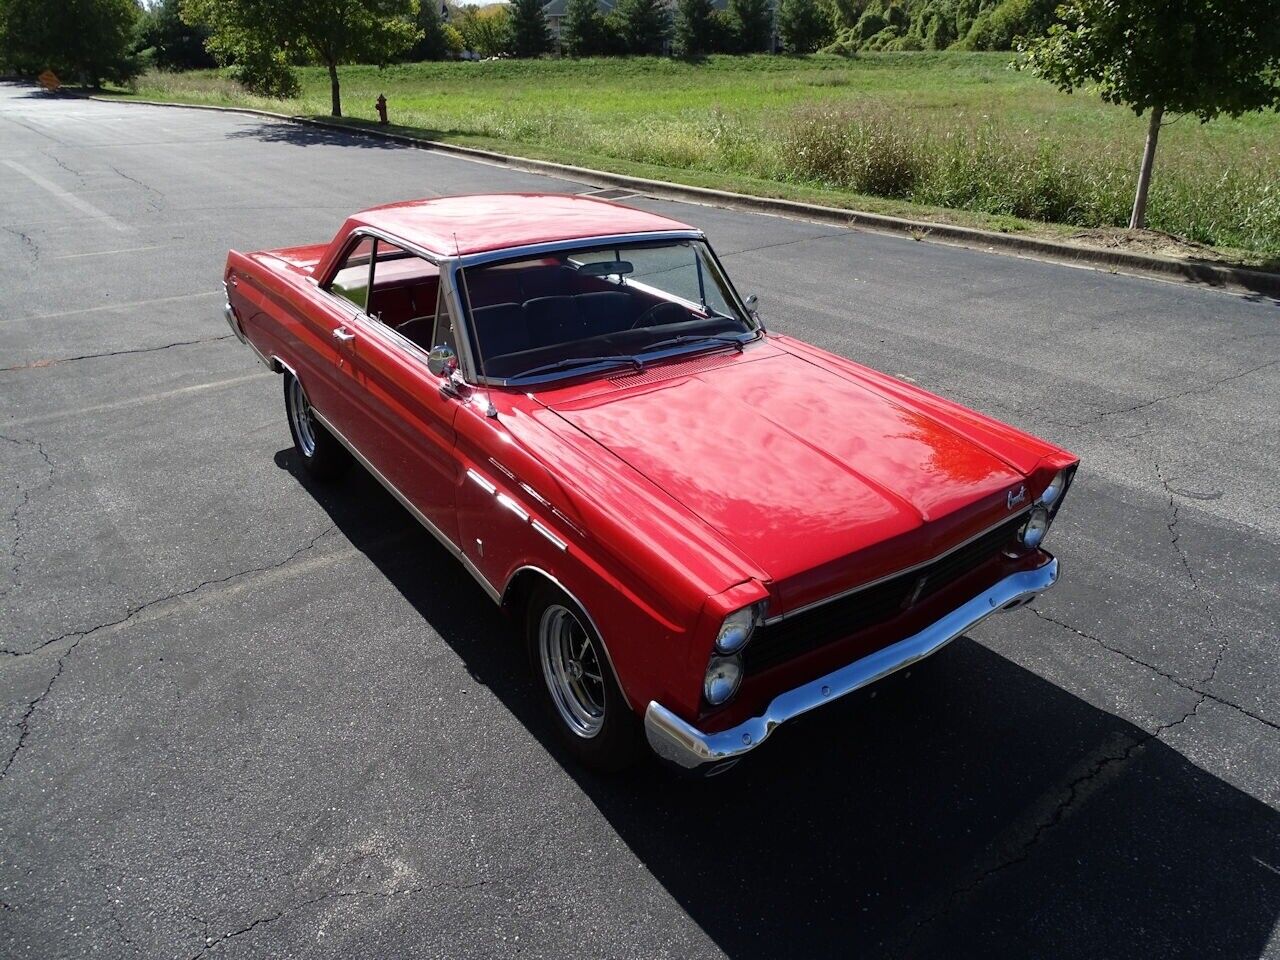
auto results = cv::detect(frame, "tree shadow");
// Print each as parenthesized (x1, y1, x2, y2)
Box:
(225, 118, 460, 151)
(275, 448, 1280, 959)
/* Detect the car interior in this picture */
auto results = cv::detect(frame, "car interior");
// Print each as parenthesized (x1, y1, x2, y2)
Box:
(348, 247, 750, 381)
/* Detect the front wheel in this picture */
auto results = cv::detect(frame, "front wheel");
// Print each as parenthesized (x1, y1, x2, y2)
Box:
(526, 583, 640, 772)
(283, 373, 350, 480)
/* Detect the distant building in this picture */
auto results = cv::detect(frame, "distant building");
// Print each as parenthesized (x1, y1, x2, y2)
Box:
(543, 0, 617, 54)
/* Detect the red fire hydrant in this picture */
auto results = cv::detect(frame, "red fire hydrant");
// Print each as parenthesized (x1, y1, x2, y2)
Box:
(375, 94, 388, 125)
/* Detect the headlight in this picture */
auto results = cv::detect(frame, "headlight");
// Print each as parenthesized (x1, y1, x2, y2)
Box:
(715, 606, 757, 654)
(704, 655, 743, 705)
(1019, 506, 1051, 549)
(1038, 469, 1068, 508)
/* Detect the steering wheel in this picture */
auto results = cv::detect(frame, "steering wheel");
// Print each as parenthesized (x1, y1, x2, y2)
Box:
(630, 302, 686, 330)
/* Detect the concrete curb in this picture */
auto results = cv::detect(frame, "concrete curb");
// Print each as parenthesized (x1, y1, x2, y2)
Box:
(91, 94, 1280, 299)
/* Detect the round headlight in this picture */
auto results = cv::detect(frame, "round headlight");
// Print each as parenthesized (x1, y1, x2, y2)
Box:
(715, 607, 756, 654)
(704, 655, 743, 705)
(1020, 506, 1051, 549)
(1039, 470, 1067, 507)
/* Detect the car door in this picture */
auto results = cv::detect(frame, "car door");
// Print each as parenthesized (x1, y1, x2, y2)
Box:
(304, 234, 370, 444)
(346, 239, 462, 547)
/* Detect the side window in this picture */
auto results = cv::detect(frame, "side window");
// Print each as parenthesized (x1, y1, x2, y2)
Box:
(367, 240, 441, 346)
(327, 236, 373, 311)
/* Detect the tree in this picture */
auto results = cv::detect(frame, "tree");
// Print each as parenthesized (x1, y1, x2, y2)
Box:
(674, 0, 717, 56)
(1022, 0, 1280, 229)
(455, 4, 511, 55)
(561, 0, 605, 55)
(410, 0, 452, 59)
(509, 0, 551, 55)
(728, 0, 772, 50)
(183, 0, 419, 116)
(1, 0, 139, 87)
(135, 0, 217, 69)
(613, 0, 670, 54)
(777, 0, 830, 52)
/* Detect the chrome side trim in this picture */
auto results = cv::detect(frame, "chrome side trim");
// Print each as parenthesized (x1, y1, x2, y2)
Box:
(310, 409, 501, 604)
(645, 556, 1059, 772)
(502, 565, 632, 710)
(222, 300, 248, 344)
(763, 507, 1033, 625)
(531, 520, 567, 551)
(496, 493, 529, 521)
(466, 468, 496, 494)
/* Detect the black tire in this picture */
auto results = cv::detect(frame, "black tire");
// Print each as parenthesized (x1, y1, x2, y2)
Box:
(526, 582, 640, 772)
(283, 372, 351, 480)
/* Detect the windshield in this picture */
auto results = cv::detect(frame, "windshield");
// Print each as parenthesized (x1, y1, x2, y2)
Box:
(459, 239, 758, 382)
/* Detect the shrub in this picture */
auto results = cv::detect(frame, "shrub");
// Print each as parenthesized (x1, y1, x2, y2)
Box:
(777, 0, 833, 53)
(781, 109, 925, 197)
(226, 54, 299, 98)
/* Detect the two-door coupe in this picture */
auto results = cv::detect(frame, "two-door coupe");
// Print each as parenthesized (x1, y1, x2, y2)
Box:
(223, 193, 1078, 774)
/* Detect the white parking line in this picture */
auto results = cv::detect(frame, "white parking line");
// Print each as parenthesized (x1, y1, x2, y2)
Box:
(1, 290, 219, 325)
(54, 244, 168, 261)
(1, 158, 131, 233)
(3, 371, 272, 428)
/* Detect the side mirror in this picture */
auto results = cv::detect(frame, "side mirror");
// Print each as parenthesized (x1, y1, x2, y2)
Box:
(744, 294, 760, 322)
(427, 343, 458, 378)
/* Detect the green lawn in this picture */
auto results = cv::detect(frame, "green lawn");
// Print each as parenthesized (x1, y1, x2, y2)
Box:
(111, 54, 1280, 262)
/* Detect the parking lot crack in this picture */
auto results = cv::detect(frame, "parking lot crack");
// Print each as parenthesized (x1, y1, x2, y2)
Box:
(187, 879, 484, 958)
(0, 524, 338, 784)
(1, 225, 40, 261)
(905, 693, 1211, 952)
(0, 433, 55, 593)
(2, 334, 235, 372)
(1029, 607, 1278, 731)
(1064, 358, 1279, 429)
(108, 163, 165, 211)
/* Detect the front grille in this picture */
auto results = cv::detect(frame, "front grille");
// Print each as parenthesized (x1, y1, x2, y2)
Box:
(744, 513, 1026, 672)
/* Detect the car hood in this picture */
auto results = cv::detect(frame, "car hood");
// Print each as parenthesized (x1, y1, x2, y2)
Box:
(542, 346, 1039, 613)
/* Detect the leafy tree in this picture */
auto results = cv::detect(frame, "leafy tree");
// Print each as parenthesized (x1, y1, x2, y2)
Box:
(509, 0, 551, 56)
(182, 0, 419, 116)
(135, 0, 217, 70)
(613, 0, 670, 54)
(1022, 0, 1280, 228)
(561, 0, 605, 55)
(777, 0, 831, 52)
(1, 0, 139, 86)
(674, 0, 717, 56)
(728, 0, 772, 51)
(455, 4, 511, 55)
(410, 0, 452, 59)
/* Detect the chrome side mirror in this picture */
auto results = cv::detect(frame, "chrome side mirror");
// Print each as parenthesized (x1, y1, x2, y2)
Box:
(744, 293, 760, 323)
(427, 343, 458, 378)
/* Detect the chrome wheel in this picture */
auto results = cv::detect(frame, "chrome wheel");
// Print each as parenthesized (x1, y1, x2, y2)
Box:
(539, 604, 606, 738)
(287, 376, 317, 457)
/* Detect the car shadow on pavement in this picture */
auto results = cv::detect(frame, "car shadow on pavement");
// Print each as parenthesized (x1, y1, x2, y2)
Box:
(277, 449, 1280, 960)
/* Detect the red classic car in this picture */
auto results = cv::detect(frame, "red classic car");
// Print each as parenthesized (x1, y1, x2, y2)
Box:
(223, 193, 1077, 774)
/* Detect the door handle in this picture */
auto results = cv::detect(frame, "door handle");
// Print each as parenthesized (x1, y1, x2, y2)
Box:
(332, 327, 355, 342)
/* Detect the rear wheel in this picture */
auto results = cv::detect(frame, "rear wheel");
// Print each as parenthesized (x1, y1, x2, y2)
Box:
(526, 583, 640, 772)
(283, 373, 350, 480)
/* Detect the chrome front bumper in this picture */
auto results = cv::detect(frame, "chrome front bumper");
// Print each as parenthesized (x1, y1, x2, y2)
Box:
(644, 556, 1059, 773)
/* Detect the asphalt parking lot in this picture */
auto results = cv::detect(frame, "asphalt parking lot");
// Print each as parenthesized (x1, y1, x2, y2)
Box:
(1, 81, 1277, 959)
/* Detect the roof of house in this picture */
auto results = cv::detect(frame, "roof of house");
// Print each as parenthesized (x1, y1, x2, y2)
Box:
(347, 193, 698, 256)
(542, 0, 615, 14)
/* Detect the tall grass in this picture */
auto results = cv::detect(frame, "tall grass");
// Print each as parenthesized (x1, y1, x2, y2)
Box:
(779, 108, 1280, 253)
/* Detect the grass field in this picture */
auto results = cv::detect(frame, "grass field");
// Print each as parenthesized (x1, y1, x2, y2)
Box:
(115, 54, 1280, 261)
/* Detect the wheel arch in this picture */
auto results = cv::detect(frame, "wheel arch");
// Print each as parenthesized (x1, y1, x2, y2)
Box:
(502, 565, 633, 711)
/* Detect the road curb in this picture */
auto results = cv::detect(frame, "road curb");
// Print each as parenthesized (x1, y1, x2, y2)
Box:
(91, 94, 1280, 299)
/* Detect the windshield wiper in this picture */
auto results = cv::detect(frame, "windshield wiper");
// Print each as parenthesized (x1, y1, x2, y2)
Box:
(641, 333, 750, 355)
(507, 355, 643, 380)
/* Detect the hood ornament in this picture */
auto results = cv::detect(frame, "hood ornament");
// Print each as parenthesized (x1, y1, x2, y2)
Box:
(1007, 485, 1027, 509)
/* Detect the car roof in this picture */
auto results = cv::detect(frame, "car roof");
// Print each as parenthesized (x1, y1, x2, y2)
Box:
(346, 193, 699, 256)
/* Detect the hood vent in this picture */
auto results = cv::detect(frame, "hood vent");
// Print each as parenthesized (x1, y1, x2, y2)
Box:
(609, 351, 738, 388)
